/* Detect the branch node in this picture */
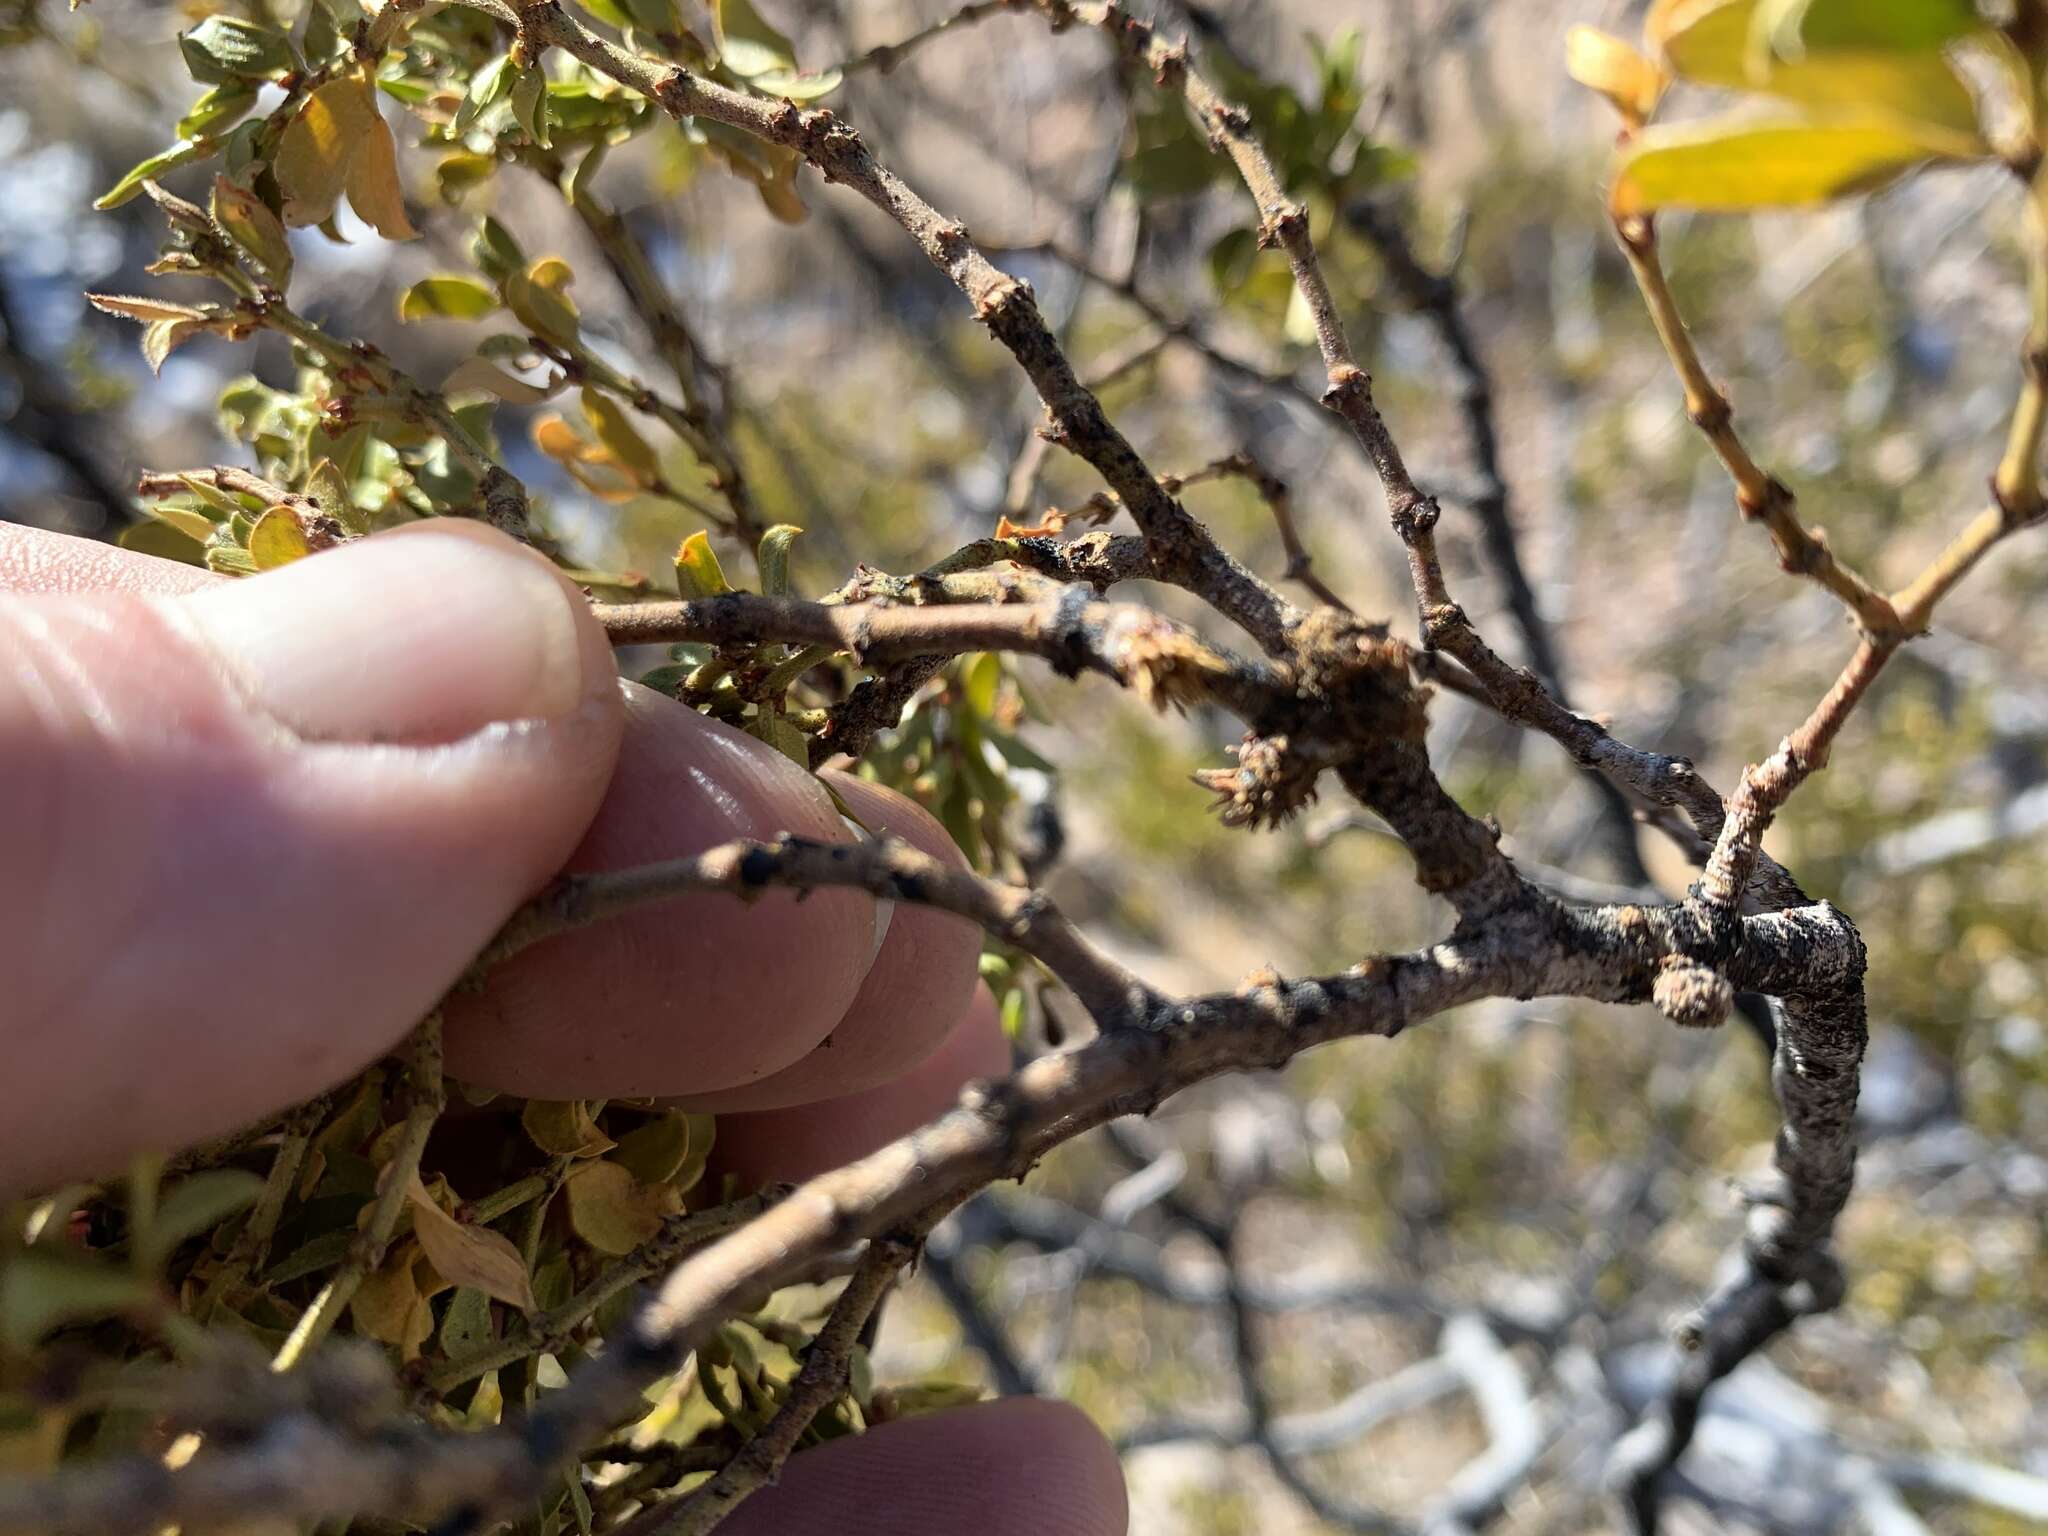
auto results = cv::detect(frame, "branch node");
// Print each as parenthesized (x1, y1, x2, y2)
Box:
(1652, 957, 1733, 1029)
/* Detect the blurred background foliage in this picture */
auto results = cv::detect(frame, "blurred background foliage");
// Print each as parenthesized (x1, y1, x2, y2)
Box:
(3, 0, 2048, 1531)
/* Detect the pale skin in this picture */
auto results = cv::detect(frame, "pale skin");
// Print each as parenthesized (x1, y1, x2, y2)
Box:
(0, 519, 1127, 1536)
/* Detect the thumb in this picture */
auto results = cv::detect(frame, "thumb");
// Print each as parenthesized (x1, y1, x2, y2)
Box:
(1, 522, 622, 1192)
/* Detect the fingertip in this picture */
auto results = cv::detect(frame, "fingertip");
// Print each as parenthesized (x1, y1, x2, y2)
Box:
(442, 684, 878, 1098)
(718, 1397, 1127, 1536)
(671, 772, 983, 1113)
(710, 983, 1011, 1187)
(0, 523, 625, 1188)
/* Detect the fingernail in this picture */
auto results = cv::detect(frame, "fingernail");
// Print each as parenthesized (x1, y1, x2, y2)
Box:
(184, 527, 587, 744)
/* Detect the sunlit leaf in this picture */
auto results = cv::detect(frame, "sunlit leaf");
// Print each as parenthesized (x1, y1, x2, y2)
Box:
(1648, 0, 1984, 139)
(1759, 0, 1985, 55)
(178, 15, 292, 84)
(178, 82, 258, 140)
(757, 524, 801, 597)
(1612, 113, 1967, 213)
(142, 318, 211, 375)
(276, 76, 377, 228)
(95, 140, 217, 210)
(119, 518, 207, 566)
(456, 53, 516, 134)
(580, 388, 660, 488)
(248, 505, 313, 569)
(212, 175, 293, 288)
(715, 0, 798, 80)
(86, 293, 208, 324)
(511, 66, 551, 149)
(504, 266, 581, 346)
(399, 275, 500, 322)
(444, 356, 559, 404)
(345, 95, 419, 240)
(673, 530, 729, 598)
(1566, 25, 1667, 125)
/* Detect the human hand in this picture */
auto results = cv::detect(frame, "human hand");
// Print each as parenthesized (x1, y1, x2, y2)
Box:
(0, 520, 1126, 1536)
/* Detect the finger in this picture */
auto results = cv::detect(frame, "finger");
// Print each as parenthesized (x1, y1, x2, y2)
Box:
(0, 522, 220, 597)
(717, 1398, 1126, 1536)
(711, 982, 1011, 1187)
(666, 770, 981, 1114)
(441, 683, 880, 1099)
(0, 522, 622, 1191)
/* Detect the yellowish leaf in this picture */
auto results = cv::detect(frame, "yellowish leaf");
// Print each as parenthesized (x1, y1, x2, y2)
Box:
(86, 292, 208, 323)
(349, 1246, 423, 1346)
(404, 1176, 538, 1313)
(275, 76, 378, 228)
(1612, 113, 1966, 214)
(520, 1099, 615, 1158)
(345, 96, 418, 240)
(612, 1112, 715, 1191)
(580, 388, 660, 488)
(673, 529, 729, 599)
(247, 505, 312, 569)
(1566, 26, 1667, 125)
(444, 356, 558, 404)
(1647, 0, 1983, 141)
(212, 175, 292, 287)
(142, 318, 209, 375)
(504, 265, 581, 346)
(563, 1159, 679, 1256)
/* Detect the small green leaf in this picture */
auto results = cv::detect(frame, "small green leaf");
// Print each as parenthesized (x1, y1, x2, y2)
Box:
(142, 318, 211, 375)
(510, 66, 552, 148)
(579, 389, 660, 488)
(212, 176, 293, 288)
(440, 1286, 496, 1356)
(610, 1112, 712, 1189)
(456, 53, 517, 134)
(399, 275, 501, 322)
(748, 65, 843, 100)
(715, 0, 799, 80)
(248, 505, 313, 569)
(674, 530, 730, 598)
(472, 216, 528, 281)
(178, 82, 259, 140)
(443, 357, 559, 405)
(503, 266, 581, 347)
(1762, 0, 1985, 55)
(264, 1230, 354, 1284)
(149, 489, 230, 536)
(136, 1170, 266, 1269)
(1652, 0, 1985, 138)
(756, 523, 802, 596)
(747, 710, 810, 764)
(564, 1160, 679, 1256)
(566, 1475, 594, 1536)
(1613, 114, 1965, 213)
(0, 1254, 153, 1351)
(96, 140, 216, 210)
(521, 1100, 615, 1158)
(179, 16, 293, 85)
(118, 518, 207, 566)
